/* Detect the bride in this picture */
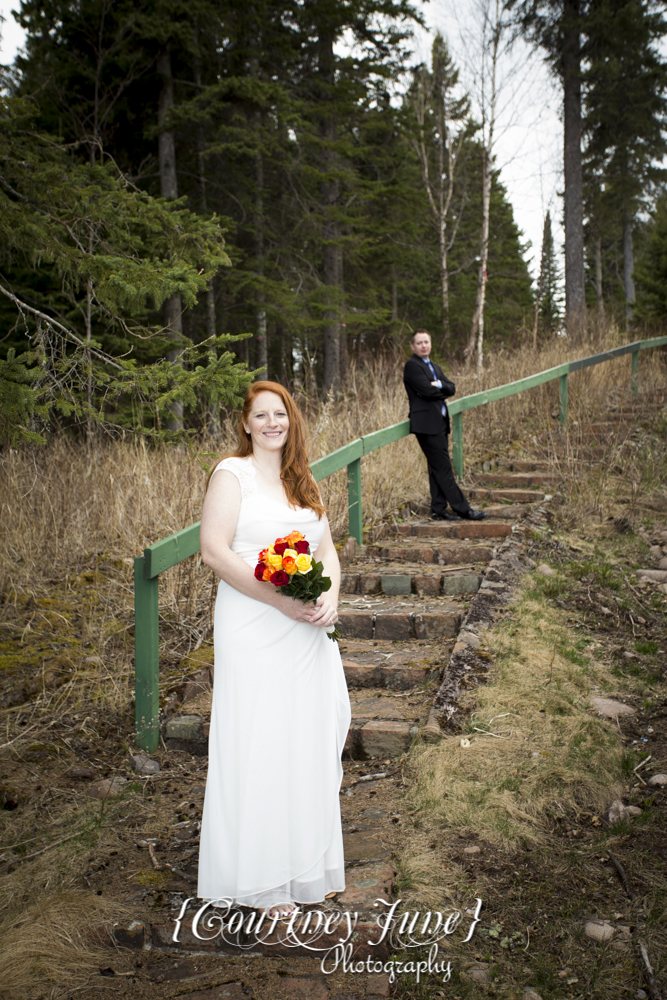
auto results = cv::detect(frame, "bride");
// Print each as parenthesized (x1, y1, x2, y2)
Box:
(197, 381, 351, 920)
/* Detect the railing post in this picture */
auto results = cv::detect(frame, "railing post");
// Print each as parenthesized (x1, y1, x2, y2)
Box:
(347, 457, 363, 545)
(559, 373, 568, 425)
(452, 411, 463, 478)
(631, 350, 639, 397)
(134, 556, 160, 752)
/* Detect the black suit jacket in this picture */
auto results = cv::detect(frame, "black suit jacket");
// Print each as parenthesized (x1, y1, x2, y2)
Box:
(403, 354, 456, 435)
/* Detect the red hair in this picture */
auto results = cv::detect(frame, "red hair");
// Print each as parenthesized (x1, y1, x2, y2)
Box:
(210, 381, 325, 517)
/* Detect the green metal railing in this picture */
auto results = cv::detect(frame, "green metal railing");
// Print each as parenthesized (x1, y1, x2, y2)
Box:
(134, 335, 667, 750)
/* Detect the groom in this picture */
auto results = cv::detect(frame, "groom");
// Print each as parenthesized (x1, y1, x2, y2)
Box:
(403, 329, 487, 522)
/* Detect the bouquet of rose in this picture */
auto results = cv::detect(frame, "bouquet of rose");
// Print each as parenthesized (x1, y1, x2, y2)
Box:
(254, 530, 339, 640)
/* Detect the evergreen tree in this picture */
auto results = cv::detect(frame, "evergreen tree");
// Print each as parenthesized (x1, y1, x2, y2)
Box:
(510, 0, 587, 336)
(0, 96, 251, 443)
(583, 0, 667, 328)
(538, 211, 562, 334)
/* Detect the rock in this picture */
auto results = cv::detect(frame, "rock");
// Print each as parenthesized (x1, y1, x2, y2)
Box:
(66, 766, 97, 780)
(87, 777, 127, 799)
(590, 697, 636, 718)
(604, 799, 640, 824)
(636, 569, 667, 583)
(131, 754, 160, 776)
(458, 630, 481, 648)
(181, 669, 211, 704)
(623, 650, 638, 660)
(658, 584, 667, 595)
(464, 965, 489, 984)
(522, 991, 544, 1000)
(340, 536, 357, 563)
(83, 655, 104, 667)
(164, 715, 203, 740)
(463, 845, 481, 854)
(536, 564, 555, 576)
(649, 545, 663, 560)
(648, 773, 667, 787)
(584, 919, 615, 942)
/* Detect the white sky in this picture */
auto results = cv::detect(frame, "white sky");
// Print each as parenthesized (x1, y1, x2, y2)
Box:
(0, 0, 564, 278)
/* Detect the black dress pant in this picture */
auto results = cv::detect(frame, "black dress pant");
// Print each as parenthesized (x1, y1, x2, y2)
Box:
(414, 423, 470, 516)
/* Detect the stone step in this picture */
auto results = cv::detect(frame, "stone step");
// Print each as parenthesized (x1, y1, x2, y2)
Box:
(505, 460, 552, 472)
(339, 637, 452, 689)
(337, 599, 461, 641)
(395, 519, 511, 540)
(365, 541, 494, 565)
(467, 487, 547, 503)
(473, 472, 561, 488)
(341, 567, 481, 597)
(346, 718, 417, 758)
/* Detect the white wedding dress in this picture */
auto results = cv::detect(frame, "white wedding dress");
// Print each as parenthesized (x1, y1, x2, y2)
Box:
(197, 456, 351, 908)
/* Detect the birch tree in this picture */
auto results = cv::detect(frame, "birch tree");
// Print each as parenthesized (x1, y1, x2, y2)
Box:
(465, 0, 502, 370)
(409, 34, 471, 349)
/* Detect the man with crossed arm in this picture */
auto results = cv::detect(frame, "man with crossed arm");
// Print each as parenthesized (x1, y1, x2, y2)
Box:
(403, 329, 487, 522)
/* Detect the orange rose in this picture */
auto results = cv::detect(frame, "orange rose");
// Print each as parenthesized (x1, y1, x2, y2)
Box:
(287, 530, 304, 543)
(282, 556, 298, 575)
(262, 566, 273, 581)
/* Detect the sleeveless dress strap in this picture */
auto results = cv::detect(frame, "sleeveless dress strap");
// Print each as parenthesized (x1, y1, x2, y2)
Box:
(212, 457, 257, 501)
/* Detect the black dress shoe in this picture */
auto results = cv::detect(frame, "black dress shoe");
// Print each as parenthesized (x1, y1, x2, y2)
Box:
(431, 511, 462, 521)
(460, 509, 488, 521)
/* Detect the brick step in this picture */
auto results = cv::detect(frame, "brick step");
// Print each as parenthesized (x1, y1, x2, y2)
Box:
(337, 598, 461, 641)
(339, 637, 452, 689)
(473, 472, 561, 488)
(365, 541, 494, 565)
(467, 487, 547, 503)
(346, 717, 418, 759)
(405, 501, 530, 519)
(395, 519, 511, 540)
(505, 460, 552, 472)
(341, 567, 481, 597)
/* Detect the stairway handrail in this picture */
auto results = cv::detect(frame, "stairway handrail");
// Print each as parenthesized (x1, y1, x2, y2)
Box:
(133, 334, 667, 750)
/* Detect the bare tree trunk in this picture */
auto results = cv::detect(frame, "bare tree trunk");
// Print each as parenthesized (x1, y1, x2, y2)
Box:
(157, 45, 184, 431)
(466, 0, 499, 372)
(319, 32, 341, 392)
(532, 237, 544, 351)
(411, 54, 465, 352)
(594, 235, 605, 323)
(254, 134, 268, 377)
(193, 24, 221, 438)
(562, 0, 586, 339)
(623, 214, 635, 331)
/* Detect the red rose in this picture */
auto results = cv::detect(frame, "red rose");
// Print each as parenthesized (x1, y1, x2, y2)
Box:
(295, 540, 309, 554)
(270, 569, 290, 587)
(254, 562, 267, 581)
(274, 541, 288, 556)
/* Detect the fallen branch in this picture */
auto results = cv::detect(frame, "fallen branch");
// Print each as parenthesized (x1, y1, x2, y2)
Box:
(607, 850, 662, 1000)
(0, 830, 84, 873)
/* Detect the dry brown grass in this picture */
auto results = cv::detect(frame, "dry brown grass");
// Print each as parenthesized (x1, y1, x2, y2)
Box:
(406, 593, 628, 854)
(0, 322, 664, 735)
(0, 891, 127, 1000)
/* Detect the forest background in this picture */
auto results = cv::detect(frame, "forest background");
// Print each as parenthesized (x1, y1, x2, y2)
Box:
(1, 0, 667, 443)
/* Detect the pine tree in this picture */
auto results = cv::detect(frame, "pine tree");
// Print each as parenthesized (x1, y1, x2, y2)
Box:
(510, 0, 587, 337)
(583, 0, 667, 328)
(0, 96, 251, 444)
(537, 211, 562, 335)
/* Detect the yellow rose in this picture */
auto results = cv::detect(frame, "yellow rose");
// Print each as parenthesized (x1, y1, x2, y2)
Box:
(295, 553, 313, 573)
(283, 548, 298, 560)
(267, 552, 283, 568)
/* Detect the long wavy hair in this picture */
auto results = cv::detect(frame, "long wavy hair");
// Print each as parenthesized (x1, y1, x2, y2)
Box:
(210, 381, 325, 517)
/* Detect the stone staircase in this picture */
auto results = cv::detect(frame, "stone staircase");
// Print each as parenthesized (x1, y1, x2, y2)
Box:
(139, 392, 664, 980)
